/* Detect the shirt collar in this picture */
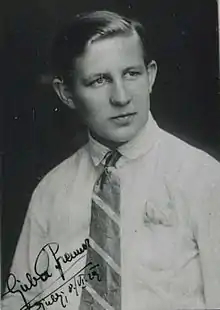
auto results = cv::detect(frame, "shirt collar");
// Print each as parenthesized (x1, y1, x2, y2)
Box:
(88, 112, 160, 167)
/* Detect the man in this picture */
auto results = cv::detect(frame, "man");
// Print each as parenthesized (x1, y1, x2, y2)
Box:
(2, 10, 220, 310)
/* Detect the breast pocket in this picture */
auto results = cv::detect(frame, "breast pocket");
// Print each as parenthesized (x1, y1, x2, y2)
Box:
(134, 193, 185, 271)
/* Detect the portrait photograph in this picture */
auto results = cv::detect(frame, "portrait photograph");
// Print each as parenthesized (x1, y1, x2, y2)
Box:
(2, 0, 220, 309)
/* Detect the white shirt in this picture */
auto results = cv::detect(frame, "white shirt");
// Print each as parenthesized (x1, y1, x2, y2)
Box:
(2, 113, 220, 310)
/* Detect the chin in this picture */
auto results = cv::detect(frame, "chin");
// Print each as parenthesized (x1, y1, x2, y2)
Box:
(96, 126, 142, 148)
(109, 134, 136, 146)
(114, 128, 141, 143)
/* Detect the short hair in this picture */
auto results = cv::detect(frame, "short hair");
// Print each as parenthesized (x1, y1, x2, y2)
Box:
(51, 10, 152, 86)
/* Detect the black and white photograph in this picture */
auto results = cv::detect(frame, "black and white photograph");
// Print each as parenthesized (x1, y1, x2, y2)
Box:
(2, 1, 220, 309)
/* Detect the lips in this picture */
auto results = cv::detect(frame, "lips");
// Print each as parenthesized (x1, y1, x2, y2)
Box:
(111, 112, 137, 119)
(110, 112, 137, 125)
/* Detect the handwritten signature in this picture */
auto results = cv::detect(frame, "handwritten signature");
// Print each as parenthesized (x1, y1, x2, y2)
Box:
(2, 238, 101, 309)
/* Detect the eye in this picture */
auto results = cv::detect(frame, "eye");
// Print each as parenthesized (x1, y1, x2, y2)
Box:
(88, 75, 110, 88)
(124, 70, 142, 79)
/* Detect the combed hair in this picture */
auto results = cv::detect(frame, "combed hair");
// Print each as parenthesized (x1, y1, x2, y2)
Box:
(51, 10, 152, 85)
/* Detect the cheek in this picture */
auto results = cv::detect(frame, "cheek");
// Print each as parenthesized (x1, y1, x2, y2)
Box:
(128, 77, 150, 98)
(77, 99, 107, 128)
(133, 91, 150, 109)
(74, 91, 99, 116)
(79, 88, 110, 114)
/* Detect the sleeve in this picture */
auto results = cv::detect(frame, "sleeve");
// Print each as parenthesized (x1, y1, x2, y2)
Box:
(2, 182, 49, 310)
(192, 162, 220, 308)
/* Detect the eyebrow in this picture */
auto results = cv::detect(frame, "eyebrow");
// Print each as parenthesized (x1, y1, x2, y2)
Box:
(83, 64, 145, 80)
(122, 65, 145, 72)
(83, 73, 107, 80)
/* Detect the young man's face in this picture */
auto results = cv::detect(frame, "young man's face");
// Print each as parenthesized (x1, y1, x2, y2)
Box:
(71, 33, 157, 148)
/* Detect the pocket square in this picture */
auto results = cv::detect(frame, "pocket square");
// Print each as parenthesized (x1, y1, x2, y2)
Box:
(143, 199, 177, 227)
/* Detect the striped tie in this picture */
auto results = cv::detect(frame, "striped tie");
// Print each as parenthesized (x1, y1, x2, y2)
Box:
(79, 151, 121, 310)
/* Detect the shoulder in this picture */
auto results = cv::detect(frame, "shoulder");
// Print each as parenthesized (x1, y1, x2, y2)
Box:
(29, 144, 91, 212)
(155, 127, 220, 206)
(40, 146, 89, 188)
(156, 128, 220, 222)
(157, 127, 220, 183)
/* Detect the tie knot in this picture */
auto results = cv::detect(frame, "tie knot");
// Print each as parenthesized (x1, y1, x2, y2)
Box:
(104, 151, 121, 168)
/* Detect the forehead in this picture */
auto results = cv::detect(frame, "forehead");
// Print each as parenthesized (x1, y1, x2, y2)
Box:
(74, 33, 145, 76)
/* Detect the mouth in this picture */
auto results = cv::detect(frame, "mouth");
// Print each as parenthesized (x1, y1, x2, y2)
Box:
(111, 112, 137, 120)
(110, 112, 137, 125)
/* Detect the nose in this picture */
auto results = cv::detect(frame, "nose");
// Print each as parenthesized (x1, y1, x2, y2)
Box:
(110, 80, 131, 106)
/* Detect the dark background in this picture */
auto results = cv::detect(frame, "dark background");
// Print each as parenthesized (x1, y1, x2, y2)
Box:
(2, 0, 220, 288)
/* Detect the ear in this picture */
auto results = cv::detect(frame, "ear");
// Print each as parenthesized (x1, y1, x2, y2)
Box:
(146, 60, 157, 94)
(52, 77, 76, 109)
